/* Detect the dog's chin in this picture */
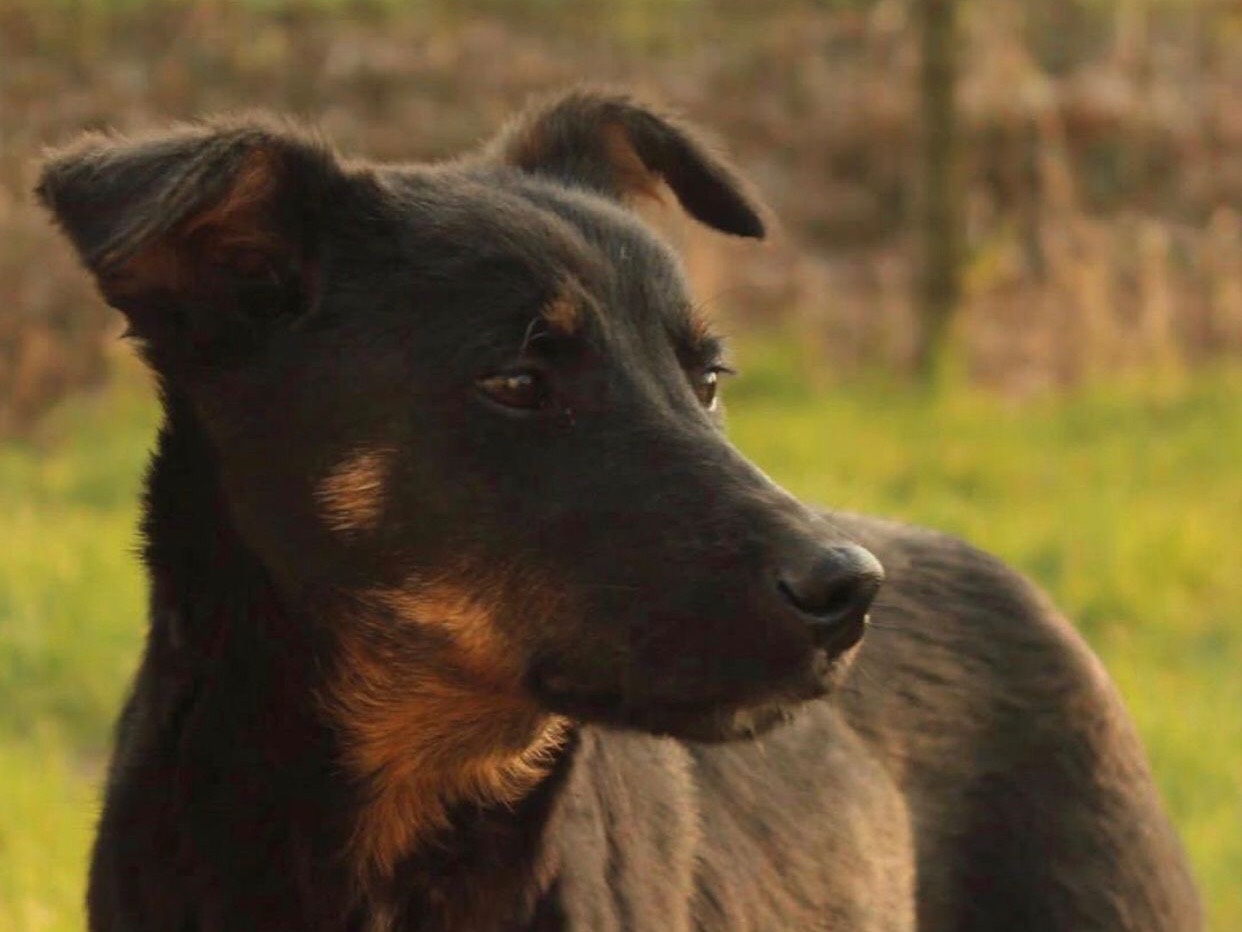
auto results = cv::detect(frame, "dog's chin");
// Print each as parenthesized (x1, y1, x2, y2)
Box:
(532, 647, 856, 744)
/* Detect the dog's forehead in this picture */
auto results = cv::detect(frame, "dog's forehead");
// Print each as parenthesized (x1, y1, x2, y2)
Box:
(505, 171, 691, 309)
(371, 166, 693, 333)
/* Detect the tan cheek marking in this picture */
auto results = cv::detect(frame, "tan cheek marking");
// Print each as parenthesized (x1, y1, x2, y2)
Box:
(327, 582, 567, 882)
(317, 449, 393, 534)
(371, 584, 520, 682)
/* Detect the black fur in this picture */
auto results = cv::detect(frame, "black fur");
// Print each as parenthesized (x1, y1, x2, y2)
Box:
(38, 88, 1200, 931)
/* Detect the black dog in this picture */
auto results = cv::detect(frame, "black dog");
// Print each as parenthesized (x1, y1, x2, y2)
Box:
(39, 89, 1200, 931)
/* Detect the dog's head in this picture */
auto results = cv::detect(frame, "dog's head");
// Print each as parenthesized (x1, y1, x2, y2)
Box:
(38, 90, 882, 745)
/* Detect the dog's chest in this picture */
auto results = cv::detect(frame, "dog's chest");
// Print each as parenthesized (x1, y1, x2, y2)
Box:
(430, 720, 916, 932)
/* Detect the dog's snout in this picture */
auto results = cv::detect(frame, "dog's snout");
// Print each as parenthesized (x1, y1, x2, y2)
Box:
(777, 544, 884, 653)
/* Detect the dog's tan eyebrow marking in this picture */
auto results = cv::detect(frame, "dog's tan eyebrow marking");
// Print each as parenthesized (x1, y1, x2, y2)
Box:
(540, 291, 581, 335)
(671, 301, 724, 364)
(317, 448, 394, 534)
(685, 302, 715, 344)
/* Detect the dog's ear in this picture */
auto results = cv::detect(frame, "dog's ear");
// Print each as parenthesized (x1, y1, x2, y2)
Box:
(37, 118, 341, 358)
(486, 88, 765, 239)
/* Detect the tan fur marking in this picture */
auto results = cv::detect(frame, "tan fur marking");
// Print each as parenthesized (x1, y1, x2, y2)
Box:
(372, 585, 521, 681)
(686, 304, 714, 345)
(328, 582, 567, 882)
(187, 148, 289, 269)
(541, 292, 581, 335)
(601, 121, 664, 204)
(102, 145, 289, 298)
(505, 118, 551, 173)
(317, 449, 393, 534)
(102, 245, 186, 300)
(186, 148, 281, 239)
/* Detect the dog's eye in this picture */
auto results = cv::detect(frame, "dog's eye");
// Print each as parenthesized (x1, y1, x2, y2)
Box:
(693, 365, 733, 411)
(477, 369, 550, 411)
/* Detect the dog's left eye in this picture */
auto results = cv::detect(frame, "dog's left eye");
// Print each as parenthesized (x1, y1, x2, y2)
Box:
(477, 369, 550, 411)
(693, 366, 733, 410)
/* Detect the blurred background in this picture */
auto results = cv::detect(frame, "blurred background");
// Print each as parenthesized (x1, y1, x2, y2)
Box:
(0, 0, 1238, 928)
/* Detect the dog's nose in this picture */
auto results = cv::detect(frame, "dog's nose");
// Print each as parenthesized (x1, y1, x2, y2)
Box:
(777, 544, 884, 653)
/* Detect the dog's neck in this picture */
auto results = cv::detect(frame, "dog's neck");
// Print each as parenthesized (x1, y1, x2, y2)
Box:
(111, 392, 571, 930)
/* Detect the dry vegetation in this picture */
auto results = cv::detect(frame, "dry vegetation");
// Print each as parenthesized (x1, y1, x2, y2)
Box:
(1, 0, 1240, 422)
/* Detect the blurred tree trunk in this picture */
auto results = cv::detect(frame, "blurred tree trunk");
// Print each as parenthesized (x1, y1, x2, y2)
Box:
(913, 0, 963, 386)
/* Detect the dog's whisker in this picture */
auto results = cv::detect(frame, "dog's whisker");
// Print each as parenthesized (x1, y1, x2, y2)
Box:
(864, 619, 913, 634)
(517, 316, 545, 355)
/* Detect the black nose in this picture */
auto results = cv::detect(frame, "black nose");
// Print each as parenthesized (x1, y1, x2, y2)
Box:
(777, 544, 884, 653)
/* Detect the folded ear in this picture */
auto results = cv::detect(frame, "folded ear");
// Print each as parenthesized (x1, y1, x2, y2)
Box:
(37, 118, 341, 357)
(486, 88, 765, 239)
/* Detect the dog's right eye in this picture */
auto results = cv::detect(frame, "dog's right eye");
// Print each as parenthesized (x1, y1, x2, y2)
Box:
(476, 369, 550, 411)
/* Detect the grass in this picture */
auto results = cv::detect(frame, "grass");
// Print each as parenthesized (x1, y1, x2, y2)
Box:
(0, 367, 153, 932)
(1, 345, 1239, 930)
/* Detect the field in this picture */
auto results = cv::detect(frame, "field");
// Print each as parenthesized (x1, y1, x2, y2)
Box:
(1, 343, 1238, 930)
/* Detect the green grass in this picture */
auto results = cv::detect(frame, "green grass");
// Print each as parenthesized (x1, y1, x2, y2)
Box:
(0, 371, 154, 932)
(1, 349, 1239, 930)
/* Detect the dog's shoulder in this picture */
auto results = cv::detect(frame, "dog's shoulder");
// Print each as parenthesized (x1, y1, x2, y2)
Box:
(826, 510, 1202, 930)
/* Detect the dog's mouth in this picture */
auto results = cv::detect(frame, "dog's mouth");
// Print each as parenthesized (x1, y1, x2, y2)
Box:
(529, 647, 850, 743)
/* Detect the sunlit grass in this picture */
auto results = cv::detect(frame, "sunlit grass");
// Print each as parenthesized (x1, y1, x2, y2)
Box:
(0, 374, 153, 750)
(0, 738, 97, 932)
(1, 348, 1238, 928)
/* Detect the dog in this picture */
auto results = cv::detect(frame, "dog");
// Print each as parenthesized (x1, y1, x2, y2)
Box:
(38, 88, 1200, 931)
